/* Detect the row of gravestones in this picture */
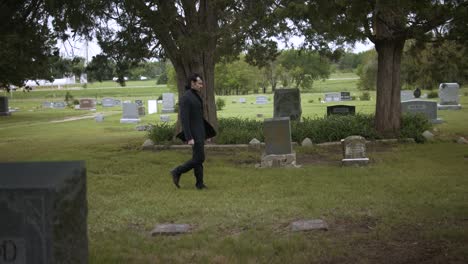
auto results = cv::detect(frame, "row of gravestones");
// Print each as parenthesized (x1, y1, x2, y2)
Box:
(323, 92, 352, 102)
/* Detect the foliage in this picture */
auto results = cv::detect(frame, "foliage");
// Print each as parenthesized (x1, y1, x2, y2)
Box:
(64, 91, 74, 107)
(86, 55, 115, 82)
(215, 56, 261, 95)
(401, 40, 468, 89)
(400, 113, 432, 143)
(356, 50, 377, 90)
(277, 49, 331, 91)
(427, 91, 439, 98)
(360, 92, 371, 101)
(148, 114, 431, 144)
(216, 98, 226, 111)
(147, 123, 175, 143)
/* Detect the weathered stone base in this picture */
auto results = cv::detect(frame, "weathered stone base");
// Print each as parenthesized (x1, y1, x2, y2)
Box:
(257, 152, 300, 168)
(342, 158, 369, 166)
(437, 104, 462, 110)
(120, 118, 141, 123)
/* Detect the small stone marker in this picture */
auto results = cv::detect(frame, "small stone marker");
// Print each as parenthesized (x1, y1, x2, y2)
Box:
(150, 224, 191, 236)
(327, 105, 356, 116)
(135, 99, 143, 107)
(422, 130, 434, 141)
(160, 115, 170, 122)
(239, 98, 246, 104)
(438, 83, 462, 110)
(114, 99, 121, 106)
(138, 106, 146, 116)
(0, 161, 88, 264)
(290, 219, 328, 232)
(95, 113, 104, 122)
(256, 113, 263, 118)
(456, 137, 467, 144)
(142, 139, 154, 149)
(42, 101, 53, 109)
(249, 138, 261, 145)
(273, 88, 302, 121)
(341, 135, 369, 166)
(301, 138, 313, 147)
(0, 96, 11, 116)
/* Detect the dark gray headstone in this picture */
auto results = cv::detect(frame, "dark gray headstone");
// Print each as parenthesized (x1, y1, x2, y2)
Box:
(273, 88, 302, 121)
(0, 161, 88, 264)
(113, 99, 121, 106)
(401, 100, 442, 123)
(138, 106, 145, 116)
(264, 117, 292, 155)
(327, 105, 355, 116)
(340, 92, 351, 101)
(0, 96, 11, 116)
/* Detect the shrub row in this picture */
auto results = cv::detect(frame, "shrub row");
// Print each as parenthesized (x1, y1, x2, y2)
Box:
(147, 114, 431, 144)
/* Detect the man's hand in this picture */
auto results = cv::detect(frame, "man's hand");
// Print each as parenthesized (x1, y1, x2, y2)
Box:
(187, 139, 195, 145)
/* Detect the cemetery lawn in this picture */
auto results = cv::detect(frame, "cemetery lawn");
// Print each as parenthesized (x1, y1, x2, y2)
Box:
(1, 81, 467, 263)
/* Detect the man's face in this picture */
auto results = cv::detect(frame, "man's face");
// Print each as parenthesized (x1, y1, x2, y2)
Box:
(192, 77, 204, 91)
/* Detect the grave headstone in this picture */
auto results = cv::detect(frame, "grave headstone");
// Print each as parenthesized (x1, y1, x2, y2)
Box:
(401, 100, 443, 124)
(324, 92, 341, 102)
(162, 93, 175, 113)
(148, 100, 158, 114)
(120, 103, 141, 123)
(0, 96, 11, 116)
(273, 88, 302, 121)
(327, 105, 356, 116)
(438, 83, 462, 110)
(260, 117, 298, 168)
(52, 102, 66, 109)
(42, 102, 53, 109)
(135, 100, 143, 107)
(138, 106, 146, 116)
(340, 92, 352, 101)
(0, 161, 88, 264)
(401, 90, 414, 102)
(160, 115, 170, 122)
(78, 99, 96, 110)
(113, 99, 121, 106)
(150, 224, 191, 236)
(341, 136, 369, 166)
(101, 98, 115, 107)
(255, 96, 268, 104)
(264, 117, 292, 155)
(239, 98, 246, 104)
(95, 113, 104, 123)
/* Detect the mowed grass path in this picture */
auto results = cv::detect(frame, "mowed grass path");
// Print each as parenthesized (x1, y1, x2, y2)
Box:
(1, 76, 468, 263)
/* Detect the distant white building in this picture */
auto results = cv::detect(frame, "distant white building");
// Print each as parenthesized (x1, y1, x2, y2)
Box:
(24, 76, 76, 87)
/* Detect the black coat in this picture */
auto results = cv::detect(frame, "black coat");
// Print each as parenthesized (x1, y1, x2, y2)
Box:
(176, 89, 216, 142)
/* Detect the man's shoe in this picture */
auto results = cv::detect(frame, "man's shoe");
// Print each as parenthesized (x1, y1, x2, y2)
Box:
(170, 169, 181, 188)
(196, 184, 207, 190)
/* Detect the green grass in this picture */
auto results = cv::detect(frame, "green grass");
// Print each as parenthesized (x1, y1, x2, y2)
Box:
(1, 77, 468, 263)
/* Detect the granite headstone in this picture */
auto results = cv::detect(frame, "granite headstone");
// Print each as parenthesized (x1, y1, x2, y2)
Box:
(327, 105, 356, 116)
(0, 96, 11, 116)
(341, 136, 369, 166)
(264, 117, 292, 155)
(161, 93, 175, 113)
(324, 92, 341, 102)
(273, 88, 302, 121)
(401, 100, 443, 124)
(438, 83, 462, 110)
(0, 161, 88, 264)
(101, 98, 115, 107)
(120, 103, 141, 123)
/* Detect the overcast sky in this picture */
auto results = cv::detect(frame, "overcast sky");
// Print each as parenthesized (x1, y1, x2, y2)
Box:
(58, 37, 374, 62)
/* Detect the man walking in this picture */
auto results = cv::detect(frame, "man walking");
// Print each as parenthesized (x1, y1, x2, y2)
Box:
(171, 73, 216, 189)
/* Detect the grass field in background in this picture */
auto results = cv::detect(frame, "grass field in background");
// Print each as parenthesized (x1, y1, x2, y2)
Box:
(1, 75, 468, 263)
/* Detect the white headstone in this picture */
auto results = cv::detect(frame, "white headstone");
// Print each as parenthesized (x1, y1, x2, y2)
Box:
(324, 92, 341, 102)
(438, 83, 461, 110)
(148, 100, 158, 114)
(401, 90, 414, 102)
(255, 96, 268, 104)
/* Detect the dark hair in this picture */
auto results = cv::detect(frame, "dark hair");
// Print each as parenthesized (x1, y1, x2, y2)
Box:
(185, 73, 203, 90)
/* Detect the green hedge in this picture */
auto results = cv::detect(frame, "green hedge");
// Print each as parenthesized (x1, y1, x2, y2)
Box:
(147, 114, 431, 144)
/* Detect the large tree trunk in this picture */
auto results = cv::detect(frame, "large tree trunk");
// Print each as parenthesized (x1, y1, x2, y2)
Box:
(374, 38, 405, 137)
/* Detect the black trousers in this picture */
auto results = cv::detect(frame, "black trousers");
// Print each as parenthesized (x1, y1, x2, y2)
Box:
(174, 141, 205, 186)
